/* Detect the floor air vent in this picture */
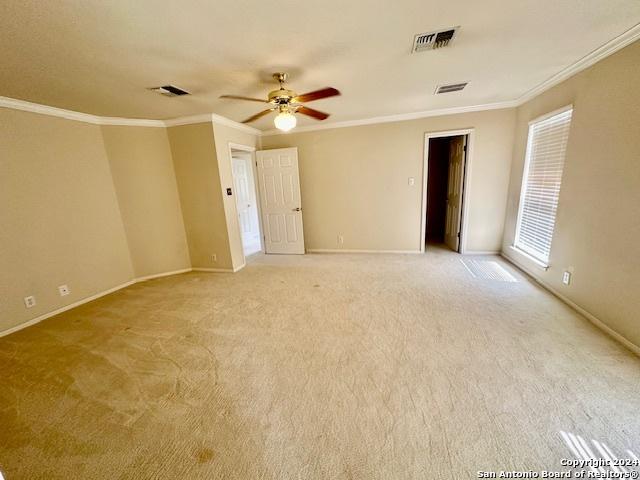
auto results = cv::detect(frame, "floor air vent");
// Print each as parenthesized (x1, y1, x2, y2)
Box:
(412, 27, 459, 53)
(149, 85, 190, 97)
(435, 82, 468, 94)
(460, 259, 518, 283)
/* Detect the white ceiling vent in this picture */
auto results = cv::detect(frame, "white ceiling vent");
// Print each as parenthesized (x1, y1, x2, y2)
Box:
(412, 27, 459, 53)
(435, 82, 468, 94)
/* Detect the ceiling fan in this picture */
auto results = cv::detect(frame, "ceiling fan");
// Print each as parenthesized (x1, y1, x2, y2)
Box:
(220, 73, 340, 132)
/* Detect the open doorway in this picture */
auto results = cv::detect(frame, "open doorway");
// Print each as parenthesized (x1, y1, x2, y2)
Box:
(230, 145, 262, 257)
(421, 130, 473, 253)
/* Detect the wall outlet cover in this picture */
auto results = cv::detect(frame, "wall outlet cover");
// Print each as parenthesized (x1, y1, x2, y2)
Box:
(58, 284, 70, 296)
(24, 296, 36, 308)
(562, 271, 571, 285)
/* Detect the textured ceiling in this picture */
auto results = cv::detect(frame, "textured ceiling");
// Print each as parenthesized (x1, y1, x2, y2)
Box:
(1, 0, 639, 130)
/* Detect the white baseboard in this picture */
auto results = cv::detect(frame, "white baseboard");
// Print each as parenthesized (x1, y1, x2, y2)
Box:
(2, 262, 252, 338)
(307, 248, 421, 254)
(135, 268, 192, 282)
(182, 263, 245, 273)
(1, 267, 196, 338)
(462, 250, 500, 255)
(501, 252, 640, 357)
(192, 267, 235, 273)
(0, 280, 136, 338)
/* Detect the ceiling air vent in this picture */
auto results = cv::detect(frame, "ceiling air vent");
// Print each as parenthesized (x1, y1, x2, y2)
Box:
(435, 82, 468, 94)
(149, 85, 190, 97)
(412, 26, 459, 53)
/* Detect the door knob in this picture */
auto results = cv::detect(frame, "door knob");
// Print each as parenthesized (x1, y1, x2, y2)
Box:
(292, 207, 302, 212)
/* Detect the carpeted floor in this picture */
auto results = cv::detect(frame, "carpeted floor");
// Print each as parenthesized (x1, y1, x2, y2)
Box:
(1, 248, 639, 479)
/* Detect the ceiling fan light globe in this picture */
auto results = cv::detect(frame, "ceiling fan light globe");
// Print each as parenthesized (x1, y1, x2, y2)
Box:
(274, 112, 297, 132)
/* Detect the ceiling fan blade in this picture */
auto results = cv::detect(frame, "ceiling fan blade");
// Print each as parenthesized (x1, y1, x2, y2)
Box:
(297, 106, 330, 121)
(293, 87, 340, 103)
(242, 109, 274, 123)
(220, 94, 268, 103)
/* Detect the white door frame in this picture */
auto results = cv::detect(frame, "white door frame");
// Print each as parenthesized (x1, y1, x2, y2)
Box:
(228, 142, 264, 264)
(420, 129, 475, 254)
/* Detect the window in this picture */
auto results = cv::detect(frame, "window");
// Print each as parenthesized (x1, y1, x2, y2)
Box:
(514, 107, 573, 266)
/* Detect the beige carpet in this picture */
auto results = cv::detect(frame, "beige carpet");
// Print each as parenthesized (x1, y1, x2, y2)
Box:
(1, 248, 639, 479)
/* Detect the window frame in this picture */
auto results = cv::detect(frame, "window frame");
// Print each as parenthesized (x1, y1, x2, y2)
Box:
(513, 105, 573, 269)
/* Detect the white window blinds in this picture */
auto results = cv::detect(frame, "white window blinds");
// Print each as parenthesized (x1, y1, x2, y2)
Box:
(514, 107, 573, 265)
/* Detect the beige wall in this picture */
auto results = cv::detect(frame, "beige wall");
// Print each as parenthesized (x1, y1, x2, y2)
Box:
(101, 126, 190, 278)
(1, 112, 253, 334)
(3, 41, 638, 352)
(502, 41, 640, 347)
(212, 123, 261, 269)
(167, 122, 234, 269)
(0, 108, 134, 332)
(262, 109, 516, 252)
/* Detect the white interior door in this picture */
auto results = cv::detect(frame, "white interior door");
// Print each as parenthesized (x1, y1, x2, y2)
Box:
(255, 148, 305, 254)
(231, 154, 261, 255)
(444, 136, 466, 252)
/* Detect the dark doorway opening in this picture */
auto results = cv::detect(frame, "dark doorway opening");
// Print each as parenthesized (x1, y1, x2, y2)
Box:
(425, 134, 468, 252)
(426, 137, 451, 244)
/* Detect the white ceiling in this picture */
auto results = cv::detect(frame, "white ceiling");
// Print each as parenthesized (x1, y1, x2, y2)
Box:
(2, 0, 639, 130)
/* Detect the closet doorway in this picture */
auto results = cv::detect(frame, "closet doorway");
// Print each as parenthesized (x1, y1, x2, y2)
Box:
(230, 145, 262, 256)
(421, 129, 473, 253)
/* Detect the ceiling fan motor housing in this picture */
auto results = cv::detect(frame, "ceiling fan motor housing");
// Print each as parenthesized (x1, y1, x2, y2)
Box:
(268, 88, 296, 104)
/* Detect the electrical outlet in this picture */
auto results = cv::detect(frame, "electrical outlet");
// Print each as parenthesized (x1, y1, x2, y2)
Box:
(408, 177, 415, 186)
(24, 296, 36, 308)
(58, 284, 70, 296)
(211, 254, 217, 263)
(337, 235, 344, 245)
(562, 271, 571, 285)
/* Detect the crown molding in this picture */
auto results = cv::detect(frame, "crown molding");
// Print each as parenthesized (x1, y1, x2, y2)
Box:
(159, 112, 262, 135)
(1, 95, 103, 125)
(2, 24, 637, 135)
(97, 117, 165, 127)
(0, 95, 262, 134)
(516, 22, 640, 104)
(261, 100, 519, 136)
(163, 113, 213, 127)
(211, 113, 262, 135)
(0, 95, 167, 127)
(262, 23, 640, 136)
